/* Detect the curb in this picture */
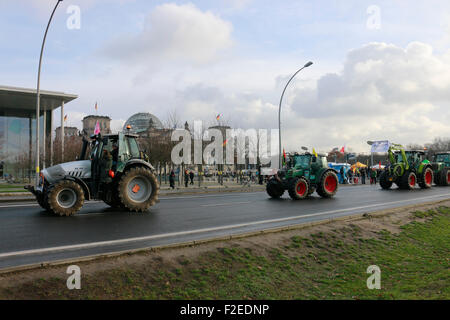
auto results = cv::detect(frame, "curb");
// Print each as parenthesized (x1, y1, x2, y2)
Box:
(1, 198, 448, 275)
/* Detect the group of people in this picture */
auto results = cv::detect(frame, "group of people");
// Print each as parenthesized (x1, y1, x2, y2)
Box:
(168, 170, 195, 189)
(339, 166, 380, 185)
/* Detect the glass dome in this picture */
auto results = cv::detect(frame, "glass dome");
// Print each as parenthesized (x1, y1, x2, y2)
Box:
(123, 112, 163, 133)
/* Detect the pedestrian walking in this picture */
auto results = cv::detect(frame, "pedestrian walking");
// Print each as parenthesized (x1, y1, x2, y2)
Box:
(189, 171, 194, 185)
(169, 170, 175, 189)
(184, 170, 189, 187)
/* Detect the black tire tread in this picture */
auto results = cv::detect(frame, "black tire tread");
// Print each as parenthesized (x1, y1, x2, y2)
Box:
(316, 170, 338, 198)
(288, 177, 309, 200)
(47, 180, 85, 216)
(118, 167, 159, 212)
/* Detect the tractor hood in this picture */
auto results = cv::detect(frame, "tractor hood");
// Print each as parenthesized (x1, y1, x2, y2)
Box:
(42, 160, 91, 184)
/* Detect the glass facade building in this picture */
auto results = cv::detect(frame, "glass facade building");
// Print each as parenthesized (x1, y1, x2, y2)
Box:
(0, 86, 77, 181)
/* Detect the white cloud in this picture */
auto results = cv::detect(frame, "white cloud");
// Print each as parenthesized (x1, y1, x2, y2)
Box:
(102, 3, 233, 64)
(283, 42, 450, 152)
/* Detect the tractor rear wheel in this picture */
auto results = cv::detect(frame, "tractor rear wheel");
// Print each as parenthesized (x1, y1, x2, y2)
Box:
(47, 180, 85, 216)
(419, 167, 433, 189)
(438, 169, 450, 186)
(288, 177, 309, 200)
(379, 171, 393, 190)
(118, 167, 159, 212)
(399, 171, 416, 190)
(266, 179, 284, 198)
(317, 171, 338, 198)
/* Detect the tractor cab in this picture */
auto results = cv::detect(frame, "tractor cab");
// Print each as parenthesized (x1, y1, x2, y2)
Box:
(435, 152, 450, 166)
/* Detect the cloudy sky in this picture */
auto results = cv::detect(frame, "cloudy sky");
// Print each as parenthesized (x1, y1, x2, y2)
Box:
(1, 0, 450, 153)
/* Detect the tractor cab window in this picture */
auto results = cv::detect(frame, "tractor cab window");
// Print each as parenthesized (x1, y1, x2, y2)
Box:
(126, 137, 140, 159)
(436, 154, 449, 163)
(320, 156, 328, 167)
(294, 155, 311, 167)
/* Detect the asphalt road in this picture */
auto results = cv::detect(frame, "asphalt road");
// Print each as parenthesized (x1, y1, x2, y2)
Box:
(0, 185, 449, 270)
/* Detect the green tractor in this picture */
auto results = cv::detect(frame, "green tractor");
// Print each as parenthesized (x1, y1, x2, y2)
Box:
(432, 152, 450, 186)
(379, 144, 433, 190)
(266, 152, 339, 200)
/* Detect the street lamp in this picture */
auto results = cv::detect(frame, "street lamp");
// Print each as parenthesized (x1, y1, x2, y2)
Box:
(35, 0, 63, 185)
(278, 61, 313, 169)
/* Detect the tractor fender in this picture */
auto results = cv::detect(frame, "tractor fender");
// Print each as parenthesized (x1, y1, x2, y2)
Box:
(317, 168, 338, 181)
(123, 159, 156, 172)
(52, 176, 91, 201)
(417, 162, 432, 174)
(393, 164, 404, 177)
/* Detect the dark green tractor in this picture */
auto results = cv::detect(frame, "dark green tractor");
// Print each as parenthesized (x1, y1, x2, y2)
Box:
(266, 153, 339, 200)
(379, 144, 433, 190)
(432, 152, 450, 186)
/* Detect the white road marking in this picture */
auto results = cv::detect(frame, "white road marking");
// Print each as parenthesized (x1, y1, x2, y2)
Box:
(201, 201, 251, 207)
(0, 192, 448, 259)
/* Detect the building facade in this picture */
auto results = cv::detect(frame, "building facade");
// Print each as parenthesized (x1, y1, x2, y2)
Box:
(0, 86, 77, 180)
(55, 126, 79, 140)
(82, 115, 111, 136)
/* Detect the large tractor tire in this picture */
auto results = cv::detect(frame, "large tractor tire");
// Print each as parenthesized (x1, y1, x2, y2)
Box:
(399, 171, 416, 190)
(379, 171, 393, 190)
(419, 167, 433, 189)
(288, 177, 309, 200)
(438, 169, 450, 186)
(118, 167, 159, 212)
(47, 180, 85, 216)
(266, 179, 285, 199)
(316, 171, 339, 198)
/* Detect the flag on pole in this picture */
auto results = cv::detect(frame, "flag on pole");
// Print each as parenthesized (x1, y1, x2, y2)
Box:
(222, 139, 228, 147)
(63, 114, 67, 122)
(95, 102, 98, 111)
(94, 121, 100, 135)
(312, 148, 318, 157)
(340, 146, 345, 154)
(216, 114, 221, 121)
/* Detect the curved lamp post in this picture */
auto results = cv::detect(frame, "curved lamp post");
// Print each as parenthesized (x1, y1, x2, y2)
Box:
(278, 61, 313, 169)
(35, 0, 63, 184)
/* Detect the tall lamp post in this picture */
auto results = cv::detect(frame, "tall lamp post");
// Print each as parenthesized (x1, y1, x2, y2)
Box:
(35, 0, 63, 184)
(278, 61, 313, 169)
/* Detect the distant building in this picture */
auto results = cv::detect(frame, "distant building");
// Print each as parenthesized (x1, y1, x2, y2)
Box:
(55, 126, 79, 140)
(123, 112, 171, 142)
(82, 115, 111, 136)
(123, 112, 164, 135)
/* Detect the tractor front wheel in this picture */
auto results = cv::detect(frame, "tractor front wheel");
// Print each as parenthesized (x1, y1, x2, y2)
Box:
(379, 171, 393, 190)
(47, 180, 85, 216)
(118, 167, 159, 212)
(266, 179, 285, 199)
(317, 171, 338, 198)
(419, 167, 433, 189)
(288, 177, 309, 200)
(399, 171, 416, 190)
